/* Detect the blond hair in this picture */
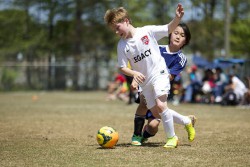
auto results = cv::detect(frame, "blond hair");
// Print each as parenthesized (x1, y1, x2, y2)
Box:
(104, 7, 131, 26)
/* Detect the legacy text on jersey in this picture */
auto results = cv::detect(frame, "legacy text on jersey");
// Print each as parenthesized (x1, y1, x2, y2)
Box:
(133, 49, 151, 63)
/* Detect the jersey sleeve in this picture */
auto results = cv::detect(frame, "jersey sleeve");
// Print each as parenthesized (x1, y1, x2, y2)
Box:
(145, 25, 168, 41)
(117, 40, 128, 68)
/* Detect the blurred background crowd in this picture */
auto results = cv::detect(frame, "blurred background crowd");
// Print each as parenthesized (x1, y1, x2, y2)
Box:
(106, 59, 250, 108)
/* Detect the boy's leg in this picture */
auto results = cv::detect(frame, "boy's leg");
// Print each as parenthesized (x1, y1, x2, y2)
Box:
(131, 114, 145, 146)
(169, 109, 196, 142)
(141, 110, 160, 141)
(144, 73, 178, 148)
(131, 94, 148, 146)
(158, 107, 178, 148)
(142, 118, 160, 143)
(141, 106, 196, 144)
(153, 95, 175, 138)
(170, 109, 191, 125)
(150, 97, 178, 148)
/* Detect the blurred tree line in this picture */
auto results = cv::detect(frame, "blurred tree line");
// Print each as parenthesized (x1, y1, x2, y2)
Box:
(0, 0, 249, 90)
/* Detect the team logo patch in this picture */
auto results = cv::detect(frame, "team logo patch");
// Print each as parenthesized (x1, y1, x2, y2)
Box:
(141, 35, 149, 45)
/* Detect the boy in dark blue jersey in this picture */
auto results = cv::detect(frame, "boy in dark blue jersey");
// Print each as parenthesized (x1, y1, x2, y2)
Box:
(131, 23, 196, 146)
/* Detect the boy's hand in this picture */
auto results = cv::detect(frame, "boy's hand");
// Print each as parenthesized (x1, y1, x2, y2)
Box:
(133, 71, 145, 84)
(176, 3, 184, 19)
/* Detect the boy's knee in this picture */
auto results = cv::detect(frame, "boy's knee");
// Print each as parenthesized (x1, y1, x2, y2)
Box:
(147, 125, 158, 134)
(155, 103, 167, 112)
(147, 119, 160, 134)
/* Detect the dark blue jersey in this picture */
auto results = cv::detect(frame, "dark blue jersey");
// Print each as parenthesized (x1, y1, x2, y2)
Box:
(159, 45, 187, 76)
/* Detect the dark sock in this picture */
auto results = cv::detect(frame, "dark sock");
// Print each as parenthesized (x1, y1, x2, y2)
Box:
(133, 115, 145, 136)
(143, 130, 155, 139)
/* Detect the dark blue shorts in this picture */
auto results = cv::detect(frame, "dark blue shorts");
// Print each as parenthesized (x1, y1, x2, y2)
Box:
(146, 110, 155, 120)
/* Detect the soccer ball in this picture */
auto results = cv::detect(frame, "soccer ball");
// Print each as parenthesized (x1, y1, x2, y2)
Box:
(96, 126, 119, 148)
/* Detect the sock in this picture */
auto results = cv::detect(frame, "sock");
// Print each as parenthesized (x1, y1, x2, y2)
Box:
(133, 115, 145, 136)
(143, 129, 155, 139)
(159, 109, 175, 138)
(169, 109, 191, 125)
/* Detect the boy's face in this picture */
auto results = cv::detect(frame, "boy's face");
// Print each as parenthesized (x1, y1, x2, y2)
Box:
(111, 19, 130, 39)
(170, 26, 186, 49)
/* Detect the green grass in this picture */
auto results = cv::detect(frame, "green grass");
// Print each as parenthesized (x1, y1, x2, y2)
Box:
(0, 91, 250, 167)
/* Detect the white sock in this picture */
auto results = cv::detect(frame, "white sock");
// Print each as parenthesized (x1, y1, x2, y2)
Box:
(159, 108, 175, 138)
(169, 109, 191, 125)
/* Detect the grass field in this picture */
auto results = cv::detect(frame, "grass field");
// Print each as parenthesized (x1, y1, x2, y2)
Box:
(0, 91, 250, 167)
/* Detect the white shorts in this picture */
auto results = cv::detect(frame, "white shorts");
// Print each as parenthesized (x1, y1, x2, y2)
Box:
(141, 71, 170, 109)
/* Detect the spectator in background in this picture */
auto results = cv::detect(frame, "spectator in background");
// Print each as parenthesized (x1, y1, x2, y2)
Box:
(213, 67, 228, 103)
(183, 65, 201, 103)
(201, 69, 216, 103)
(221, 74, 248, 106)
(106, 71, 129, 102)
(239, 76, 250, 107)
(170, 74, 184, 106)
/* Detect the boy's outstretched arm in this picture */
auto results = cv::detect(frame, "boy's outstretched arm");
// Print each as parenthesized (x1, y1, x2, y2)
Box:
(168, 3, 184, 34)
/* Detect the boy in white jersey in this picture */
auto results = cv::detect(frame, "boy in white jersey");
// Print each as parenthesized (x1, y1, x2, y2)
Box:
(131, 23, 196, 146)
(104, 4, 184, 148)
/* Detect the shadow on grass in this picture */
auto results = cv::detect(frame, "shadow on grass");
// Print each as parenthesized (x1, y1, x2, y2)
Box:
(116, 142, 192, 148)
(142, 143, 192, 147)
(92, 142, 192, 149)
(114, 142, 163, 148)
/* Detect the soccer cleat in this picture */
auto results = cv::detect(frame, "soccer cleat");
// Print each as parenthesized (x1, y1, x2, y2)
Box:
(141, 137, 148, 143)
(131, 135, 142, 146)
(163, 136, 178, 149)
(185, 116, 196, 142)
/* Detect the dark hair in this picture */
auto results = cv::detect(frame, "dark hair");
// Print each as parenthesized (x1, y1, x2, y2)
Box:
(169, 22, 191, 49)
(216, 67, 223, 73)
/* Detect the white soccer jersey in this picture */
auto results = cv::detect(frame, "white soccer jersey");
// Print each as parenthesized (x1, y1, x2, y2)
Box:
(117, 25, 169, 87)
